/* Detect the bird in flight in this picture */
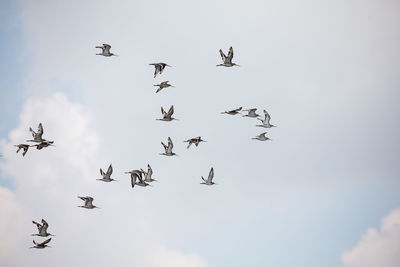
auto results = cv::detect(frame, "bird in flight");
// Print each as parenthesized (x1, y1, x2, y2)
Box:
(201, 167, 216, 185)
(221, 106, 242, 115)
(252, 132, 271, 141)
(15, 144, 30, 157)
(77, 196, 100, 209)
(30, 238, 52, 249)
(257, 110, 276, 128)
(242, 108, 260, 118)
(217, 47, 239, 67)
(160, 137, 177, 156)
(184, 137, 207, 149)
(32, 219, 55, 237)
(96, 44, 117, 57)
(97, 164, 117, 182)
(154, 81, 174, 93)
(149, 62, 171, 78)
(157, 105, 178, 121)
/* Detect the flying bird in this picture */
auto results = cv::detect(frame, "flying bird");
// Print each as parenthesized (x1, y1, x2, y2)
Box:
(184, 137, 207, 149)
(141, 164, 157, 183)
(201, 167, 215, 185)
(242, 108, 260, 118)
(125, 170, 150, 187)
(15, 144, 30, 157)
(157, 105, 178, 121)
(154, 81, 174, 93)
(30, 238, 52, 249)
(96, 44, 117, 57)
(252, 132, 271, 141)
(31, 141, 54, 150)
(221, 107, 242, 115)
(28, 123, 44, 143)
(32, 219, 55, 237)
(160, 137, 177, 156)
(257, 110, 276, 128)
(149, 63, 171, 78)
(217, 47, 239, 67)
(97, 164, 117, 182)
(77, 196, 100, 209)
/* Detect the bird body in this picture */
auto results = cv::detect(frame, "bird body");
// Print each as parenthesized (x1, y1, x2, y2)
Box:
(217, 47, 239, 67)
(184, 137, 206, 149)
(201, 167, 215, 185)
(242, 108, 260, 118)
(160, 137, 177, 156)
(252, 132, 271, 141)
(257, 110, 276, 128)
(96, 44, 117, 57)
(157, 105, 178, 121)
(221, 107, 242, 115)
(30, 238, 52, 249)
(97, 164, 117, 182)
(15, 144, 30, 156)
(78, 196, 99, 209)
(31, 141, 54, 150)
(32, 219, 54, 237)
(150, 63, 171, 78)
(154, 81, 174, 93)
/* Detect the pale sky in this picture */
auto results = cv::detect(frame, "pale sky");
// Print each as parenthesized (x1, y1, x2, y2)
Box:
(1, 0, 400, 266)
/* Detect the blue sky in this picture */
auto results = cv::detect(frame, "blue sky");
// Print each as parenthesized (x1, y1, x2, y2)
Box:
(0, 1, 400, 267)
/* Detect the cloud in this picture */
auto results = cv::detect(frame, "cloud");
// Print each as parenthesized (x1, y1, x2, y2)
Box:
(341, 209, 400, 267)
(0, 92, 208, 267)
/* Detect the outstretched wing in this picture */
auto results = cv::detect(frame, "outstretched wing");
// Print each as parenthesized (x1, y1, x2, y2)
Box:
(161, 142, 168, 151)
(106, 164, 113, 177)
(32, 221, 42, 231)
(264, 110, 271, 124)
(233, 106, 242, 112)
(166, 105, 174, 118)
(103, 44, 111, 53)
(130, 173, 137, 187)
(100, 168, 105, 176)
(161, 107, 166, 115)
(37, 123, 43, 138)
(40, 238, 52, 246)
(207, 167, 214, 182)
(227, 47, 234, 62)
(219, 49, 227, 62)
(167, 137, 173, 153)
(29, 127, 37, 138)
(41, 219, 49, 232)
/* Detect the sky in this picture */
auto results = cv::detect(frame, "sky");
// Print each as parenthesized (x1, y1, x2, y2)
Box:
(0, 0, 400, 266)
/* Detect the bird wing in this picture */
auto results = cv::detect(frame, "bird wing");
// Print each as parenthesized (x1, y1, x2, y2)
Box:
(32, 221, 42, 231)
(147, 165, 153, 176)
(208, 168, 214, 182)
(219, 49, 227, 62)
(29, 127, 37, 138)
(249, 108, 257, 115)
(136, 172, 144, 183)
(40, 238, 52, 246)
(227, 47, 234, 62)
(37, 123, 43, 138)
(234, 107, 242, 112)
(161, 107, 166, 115)
(106, 164, 113, 177)
(100, 168, 105, 176)
(166, 105, 174, 118)
(167, 137, 173, 153)
(264, 110, 271, 124)
(86, 197, 93, 206)
(161, 142, 168, 151)
(41, 219, 48, 232)
(260, 132, 267, 138)
(78, 196, 87, 201)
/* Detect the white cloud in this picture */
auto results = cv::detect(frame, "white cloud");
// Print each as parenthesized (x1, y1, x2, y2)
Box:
(0, 92, 208, 267)
(341, 209, 400, 267)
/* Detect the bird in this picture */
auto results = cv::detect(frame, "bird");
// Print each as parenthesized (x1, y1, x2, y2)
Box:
(157, 105, 178, 121)
(32, 219, 55, 237)
(77, 196, 100, 209)
(30, 238, 52, 249)
(31, 141, 54, 150)
(160, 137, 177, 156)
(27, 123, 45, 143)
(201, 167, 215, 185)
(252, 132, 271, 141)
(15, 144, 30, 157)
(242, 108, 260, 118)
(96, 44, 117, 57)
(184, 137, 207, 149)
(149, 63, 171, 78)
(141, 164, 157, 183)
(154, 81, 174, 93)
(217, 47, 239, 67)
(221, 106, 242, 115)
(125, 170, 151, 187)
(97, 164, 117, 182)
(256, 110, 276, 128)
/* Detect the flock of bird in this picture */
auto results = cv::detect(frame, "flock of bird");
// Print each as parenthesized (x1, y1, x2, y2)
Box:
(20, 43, 276, 249)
